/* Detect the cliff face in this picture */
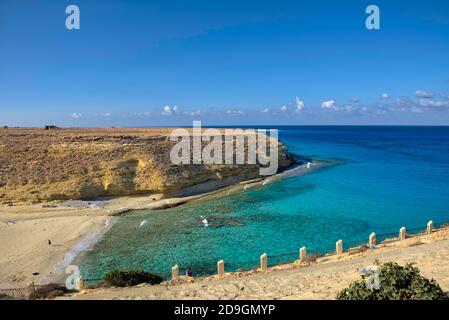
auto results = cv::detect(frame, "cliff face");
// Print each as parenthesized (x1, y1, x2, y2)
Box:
(0, 128, 294, 204)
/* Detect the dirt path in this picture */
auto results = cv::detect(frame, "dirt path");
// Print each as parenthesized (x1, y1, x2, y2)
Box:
(71, 230, 449, 300)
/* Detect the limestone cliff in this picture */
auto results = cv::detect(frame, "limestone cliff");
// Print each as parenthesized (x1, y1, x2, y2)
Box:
(0, 128, 295, 204)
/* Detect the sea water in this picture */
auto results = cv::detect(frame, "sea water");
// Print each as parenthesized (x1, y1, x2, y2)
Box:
(80, 126, 449, 280)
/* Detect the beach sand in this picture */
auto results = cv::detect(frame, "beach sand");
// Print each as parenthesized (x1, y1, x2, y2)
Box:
(0, 192, 207, 287)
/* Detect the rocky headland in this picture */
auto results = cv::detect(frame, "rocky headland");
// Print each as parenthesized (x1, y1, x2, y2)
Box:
(0, 128, 294, 205)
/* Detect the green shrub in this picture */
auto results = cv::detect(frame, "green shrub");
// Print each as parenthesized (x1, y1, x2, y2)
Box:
(103, 269, 163, 287)
(29, 283, 73, 300)
(337, 261, 448, 300)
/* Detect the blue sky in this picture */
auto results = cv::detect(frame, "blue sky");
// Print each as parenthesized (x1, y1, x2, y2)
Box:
(1, 0, 449, 126)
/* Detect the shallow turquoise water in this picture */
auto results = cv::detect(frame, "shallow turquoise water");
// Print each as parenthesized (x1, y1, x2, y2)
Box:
(81, 126, 449, 279)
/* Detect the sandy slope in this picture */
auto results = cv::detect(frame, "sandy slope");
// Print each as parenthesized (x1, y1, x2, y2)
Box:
(0, 213, 106, 286)
(69, 229, 449, 300)
(0, 192, 206, 287)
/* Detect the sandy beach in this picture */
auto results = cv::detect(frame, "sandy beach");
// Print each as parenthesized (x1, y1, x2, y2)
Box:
(0, 192, 210, 287)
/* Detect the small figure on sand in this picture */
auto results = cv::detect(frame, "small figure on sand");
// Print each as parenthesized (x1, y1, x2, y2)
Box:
(48, 239, 52, 246)
(185, 267, 193, 277)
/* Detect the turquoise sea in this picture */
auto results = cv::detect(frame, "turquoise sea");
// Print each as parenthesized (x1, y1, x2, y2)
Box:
(80, 126, 449, 280)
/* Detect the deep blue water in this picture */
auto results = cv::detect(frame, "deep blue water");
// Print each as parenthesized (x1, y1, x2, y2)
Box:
(81, 126, 449, 280)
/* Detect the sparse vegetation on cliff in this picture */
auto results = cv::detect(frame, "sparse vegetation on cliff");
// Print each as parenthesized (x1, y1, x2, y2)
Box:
(0, 128, 294, 204)
(337, 261, 448, 300)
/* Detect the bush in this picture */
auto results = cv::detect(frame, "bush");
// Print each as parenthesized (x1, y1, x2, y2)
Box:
(29, 283, 73, 300)
(337, 261, 448, 300)
(103, 269, 163, 287)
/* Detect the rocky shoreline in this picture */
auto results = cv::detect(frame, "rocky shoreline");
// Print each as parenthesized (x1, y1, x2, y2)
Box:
(0, 128, 295, 205)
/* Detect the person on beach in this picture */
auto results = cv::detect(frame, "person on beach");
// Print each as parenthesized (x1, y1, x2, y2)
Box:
(186, 267, 193, 277)
(48, 240, 52, 246)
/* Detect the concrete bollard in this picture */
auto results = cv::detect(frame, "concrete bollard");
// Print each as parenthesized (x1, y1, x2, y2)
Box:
(76, 276, 84, 291)
(427, 221, 434, 235)
(25, 281, 35, 299)
(260, 253, 268, 271)
(369, 232, 376, 247)
(171, 264, 179, 280)
(399, 227, 406, 240)
(299, 247, 307, 262)
(336, 240, 343, 255)
(217, 260, 225, 275)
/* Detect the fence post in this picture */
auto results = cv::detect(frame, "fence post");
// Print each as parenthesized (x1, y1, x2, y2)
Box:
(217, 260, 225, 276)
(25, 281, 35, 299)
(260, 253, 268, 271)
(369, 232, 376, 247)
(299, 247, 307, 262)
(427, 221, 433, 235)
(399, 227, 406, 240)
(171, 264, 179, 280)
(76, 276, 84, 291)
(336, 240, 343, 255)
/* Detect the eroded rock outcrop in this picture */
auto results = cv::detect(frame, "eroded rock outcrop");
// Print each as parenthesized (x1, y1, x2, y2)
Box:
(0, 128, 294, 204)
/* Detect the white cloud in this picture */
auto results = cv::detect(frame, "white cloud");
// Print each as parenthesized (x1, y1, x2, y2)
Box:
(188, 110, 201, 116)
(261, 108, 269, 113)
(320, 100, 354, 112)
(225, 109, 244, 115)
(162, 105, 172, 115)
(386, 94, 449, 112)
(410, 107, 424, 113)
(418, 98, 448, 108)
(162, 105, 184, 116)
(280, 105, 287, 112)
(70, 113, 82, 119)
(380, 93, 390, 99)
(295, 96, 305, 111)
(395, 97, 411, 107)
(103, 113, 111, 117)
(321, 100, 335, 109)
(414, 90, 433, 99)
